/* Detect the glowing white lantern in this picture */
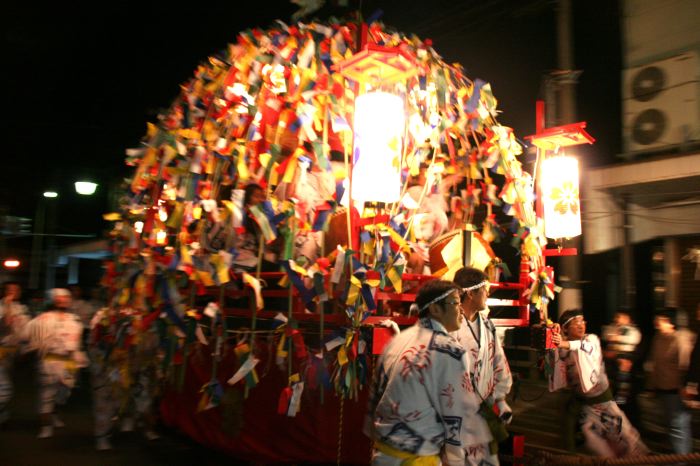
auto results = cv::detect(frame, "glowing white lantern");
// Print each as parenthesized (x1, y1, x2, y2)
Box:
(350, 91, 405, 204)
(541, 155, 581, 239)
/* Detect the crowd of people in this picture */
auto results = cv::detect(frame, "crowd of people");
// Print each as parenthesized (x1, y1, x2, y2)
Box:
(365, 267, 513, 466)
(365, 267, 700, 465)
(3, 270, 700, 462)
(0, 282, 160, 451)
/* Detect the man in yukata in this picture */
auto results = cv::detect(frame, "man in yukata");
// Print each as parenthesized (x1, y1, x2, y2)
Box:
(451, 266, 513, 466)
(366, 279, 473, 466)
(550, 309, 648, 458)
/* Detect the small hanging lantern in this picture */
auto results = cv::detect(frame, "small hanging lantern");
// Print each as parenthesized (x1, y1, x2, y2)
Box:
(525, 110, 594, 242)
(541, 154, 581, 239)
(155, 229, 168, 245)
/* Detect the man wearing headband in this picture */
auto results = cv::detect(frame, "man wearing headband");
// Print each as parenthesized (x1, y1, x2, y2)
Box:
(450, 266, 512, 465)
(25, 288, 88, 439)
(366, 279, 474, 465)
(549, 309, 648, 458)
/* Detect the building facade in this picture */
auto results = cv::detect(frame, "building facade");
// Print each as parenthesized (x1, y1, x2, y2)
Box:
(583, 0, 700, 334)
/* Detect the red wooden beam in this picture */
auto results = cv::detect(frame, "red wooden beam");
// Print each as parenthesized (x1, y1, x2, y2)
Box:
(542, 247, 577, 256)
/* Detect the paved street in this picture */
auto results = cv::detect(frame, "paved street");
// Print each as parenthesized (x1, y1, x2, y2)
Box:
(4, 352, 700, 465)
(0, 358, 239, 466)
(509, 375, 700, 455)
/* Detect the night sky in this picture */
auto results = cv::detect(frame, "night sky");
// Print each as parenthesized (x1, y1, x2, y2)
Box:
(4, 0, 621, 241)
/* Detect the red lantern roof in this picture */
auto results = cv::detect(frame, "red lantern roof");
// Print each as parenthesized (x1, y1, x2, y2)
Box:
(334, 43, 418, 85)
(525, 121, 596, 151)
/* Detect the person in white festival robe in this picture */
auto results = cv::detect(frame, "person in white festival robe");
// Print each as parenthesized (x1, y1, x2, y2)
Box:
(0, 282, 30, 425)
(25, 288, 87, 439)
(549, 309, 649, 458)
(450, 266, 513, 466)
(366, 279, 476, 466)
(89, 306, 162, 451)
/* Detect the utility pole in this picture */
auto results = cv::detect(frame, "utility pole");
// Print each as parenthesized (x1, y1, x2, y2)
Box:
(29, 199, 46, 290)
(621, 194, 635, 309)
(554, 0, 582, 313)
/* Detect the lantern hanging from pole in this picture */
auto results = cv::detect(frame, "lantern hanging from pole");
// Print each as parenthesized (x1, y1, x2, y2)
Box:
(541, 154, 581, 239)
(350, 91, 405, 204)
(334, 37, 417, 205)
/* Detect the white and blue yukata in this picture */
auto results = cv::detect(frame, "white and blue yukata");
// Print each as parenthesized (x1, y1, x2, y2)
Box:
(450, 311, 512, 466)
(548, 333, 648, 458)
(366, 317, 476, 466)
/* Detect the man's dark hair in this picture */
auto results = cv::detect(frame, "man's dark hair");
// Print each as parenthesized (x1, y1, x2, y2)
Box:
(615, 307, 635, 320)
(243, 183, 264, 206)
(453, 266, 488, 289)
(655, 307, 678, 327)
(243, 183, 264, 234)
(415, 280, 460, 318)
(558, 308, 584, 330)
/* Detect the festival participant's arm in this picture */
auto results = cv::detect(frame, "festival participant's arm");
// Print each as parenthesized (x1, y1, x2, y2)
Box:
(619, 325, 642, 348)
(69, 316, 88, 367)
(490, 324, 513, 422)
(548, 329, 569, 392)
(9, 304, 30, 346)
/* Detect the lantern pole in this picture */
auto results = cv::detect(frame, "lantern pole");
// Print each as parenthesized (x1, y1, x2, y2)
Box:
(525, 100, 594, 321)
(333, 24, 419, 266)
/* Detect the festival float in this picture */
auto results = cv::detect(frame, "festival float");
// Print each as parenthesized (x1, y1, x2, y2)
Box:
(101, 15, 592, 464)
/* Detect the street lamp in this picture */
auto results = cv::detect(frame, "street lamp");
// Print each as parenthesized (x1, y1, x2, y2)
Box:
(29, 191, 58, 289)
(74, 181, 98, 195)
(3, 259, 20, 269)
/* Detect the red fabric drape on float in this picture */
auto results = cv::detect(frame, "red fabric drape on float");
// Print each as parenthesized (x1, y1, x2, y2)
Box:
(160, 342, 371, 465)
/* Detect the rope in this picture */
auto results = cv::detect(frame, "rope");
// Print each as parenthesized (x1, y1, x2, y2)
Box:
(337, 395, 345, 466)
(519, 448, 700, 465)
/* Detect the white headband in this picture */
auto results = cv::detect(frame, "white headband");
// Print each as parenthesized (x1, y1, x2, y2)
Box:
(419, 289, 457, 312)
(462, 280, 489, 293)
(561, 313, 584, 328)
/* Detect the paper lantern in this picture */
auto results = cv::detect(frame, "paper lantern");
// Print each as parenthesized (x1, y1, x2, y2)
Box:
(155, 229, 167, 245)
(350, 91, 405, 204)
(541, 155, 581, 239)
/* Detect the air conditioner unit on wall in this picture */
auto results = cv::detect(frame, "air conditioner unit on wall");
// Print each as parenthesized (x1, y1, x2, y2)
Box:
(623, 51, 699, 152)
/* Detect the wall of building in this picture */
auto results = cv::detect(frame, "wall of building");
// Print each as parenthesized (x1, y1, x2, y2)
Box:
(629, 202, 700, 243)
(623, 0, 700, 67)
(583, 151, 700, 254)
(622, 0, 700, 153)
